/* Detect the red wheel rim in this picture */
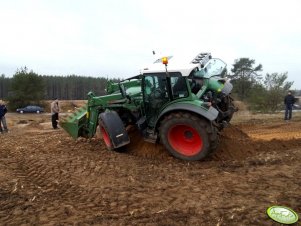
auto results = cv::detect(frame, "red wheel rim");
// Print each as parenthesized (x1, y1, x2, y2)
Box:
(101, 126, 112, 148)
(168, 124, 203, 156)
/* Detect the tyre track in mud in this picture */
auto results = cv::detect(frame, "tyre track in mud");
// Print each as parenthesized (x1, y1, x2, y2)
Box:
(1, 120, 301, 225)
(0, 131, 109, 223)
(1, 130, 208, 224)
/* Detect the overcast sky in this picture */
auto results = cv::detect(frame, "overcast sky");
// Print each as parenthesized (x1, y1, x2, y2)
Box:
(1, 0, 301, 88)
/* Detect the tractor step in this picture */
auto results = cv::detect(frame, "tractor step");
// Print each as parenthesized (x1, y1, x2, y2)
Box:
(143, 137, 157, 144)
(143, 129, 157, 143)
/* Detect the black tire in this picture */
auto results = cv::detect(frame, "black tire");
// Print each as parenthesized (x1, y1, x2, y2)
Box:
(208, 125, 219, 154)
(159, 112, 216, 161)
(219, 95, 236, 123)
(225, 96, 236, 122)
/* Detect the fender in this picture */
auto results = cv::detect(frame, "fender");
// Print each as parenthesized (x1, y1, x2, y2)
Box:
(99, 111, 130, 148)
(155, 102, 218, 129)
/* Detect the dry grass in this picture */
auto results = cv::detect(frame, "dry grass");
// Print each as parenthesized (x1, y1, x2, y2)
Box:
(232, 109, 301, 124)
(231, 100, 301, 124)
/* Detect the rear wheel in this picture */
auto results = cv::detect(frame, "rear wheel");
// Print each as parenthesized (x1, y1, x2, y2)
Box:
(159, 112, 214, 161)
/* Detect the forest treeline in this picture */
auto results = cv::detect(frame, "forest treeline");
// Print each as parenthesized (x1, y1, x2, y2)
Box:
(0, 72, 117, 100)
(1, 58, 299, 112)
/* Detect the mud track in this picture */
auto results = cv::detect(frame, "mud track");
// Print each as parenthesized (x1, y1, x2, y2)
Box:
(0, 113, 301, 225)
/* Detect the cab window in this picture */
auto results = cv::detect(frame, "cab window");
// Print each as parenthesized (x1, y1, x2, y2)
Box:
(171, 75, 188, 99)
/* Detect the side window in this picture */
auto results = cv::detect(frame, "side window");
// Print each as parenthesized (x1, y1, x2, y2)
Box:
(171, 76, 188, 98)
(144, 75, 167, 100)
(143, 74, 169, 126)
(144, 76, 155, 96)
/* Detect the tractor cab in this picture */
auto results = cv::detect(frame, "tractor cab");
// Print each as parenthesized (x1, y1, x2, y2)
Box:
(142, 72, 189, 128)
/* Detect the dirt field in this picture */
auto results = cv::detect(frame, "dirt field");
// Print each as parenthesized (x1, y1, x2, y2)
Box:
(0, 111, 301, 225)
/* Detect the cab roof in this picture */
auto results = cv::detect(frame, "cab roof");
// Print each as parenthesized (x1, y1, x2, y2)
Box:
(141, 52, 211, 76)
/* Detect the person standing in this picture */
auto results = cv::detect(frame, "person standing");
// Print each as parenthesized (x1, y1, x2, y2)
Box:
(51, 98, 60, 129)
(284, 91, 295, 121)
(0, 100, 8, 133)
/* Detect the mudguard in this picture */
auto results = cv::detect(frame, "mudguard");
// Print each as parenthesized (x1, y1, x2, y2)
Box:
(99, 111, 130, 148)
(155, 103, 218, 128)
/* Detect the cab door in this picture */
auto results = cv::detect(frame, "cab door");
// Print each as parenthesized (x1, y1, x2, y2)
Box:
(142, 73, 169, 127)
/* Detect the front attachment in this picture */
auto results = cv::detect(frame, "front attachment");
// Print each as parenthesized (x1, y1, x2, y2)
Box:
(60, 105, 88, 139)
(99, 111, 130, 149)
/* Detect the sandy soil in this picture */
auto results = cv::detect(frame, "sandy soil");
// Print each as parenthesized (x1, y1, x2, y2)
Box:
(0, 112, 301, 225)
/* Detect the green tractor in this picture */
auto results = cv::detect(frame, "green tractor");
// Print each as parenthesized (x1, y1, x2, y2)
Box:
(60, 53, 237, 161)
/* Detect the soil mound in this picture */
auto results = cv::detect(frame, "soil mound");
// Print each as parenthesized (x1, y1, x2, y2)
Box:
(125, 126, 254, 161)
(212, 126, 255, 161)
(124, 125, 301, 162)
(213, 125, 301, 161)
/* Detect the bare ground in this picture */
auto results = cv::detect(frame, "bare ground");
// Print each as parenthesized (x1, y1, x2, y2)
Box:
(0, 112, 301, 225)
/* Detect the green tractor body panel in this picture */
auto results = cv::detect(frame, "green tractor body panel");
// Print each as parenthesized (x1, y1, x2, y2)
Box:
(106, 79, 141, 94)
(60, 79, 143, 139)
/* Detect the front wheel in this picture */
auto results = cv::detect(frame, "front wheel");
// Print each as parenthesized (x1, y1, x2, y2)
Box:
(99, 120, 113, 151)
(98, 119, 127, 152)
(159, 112, 212, 161)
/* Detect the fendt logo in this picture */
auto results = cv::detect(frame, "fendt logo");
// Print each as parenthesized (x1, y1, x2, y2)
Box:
(267, 206, 298, 224)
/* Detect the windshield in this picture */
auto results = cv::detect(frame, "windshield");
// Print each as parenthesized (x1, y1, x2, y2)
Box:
(194, 58, 227, 78)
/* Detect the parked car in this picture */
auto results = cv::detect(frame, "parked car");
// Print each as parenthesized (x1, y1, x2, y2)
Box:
(16, 105, 44, 114)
